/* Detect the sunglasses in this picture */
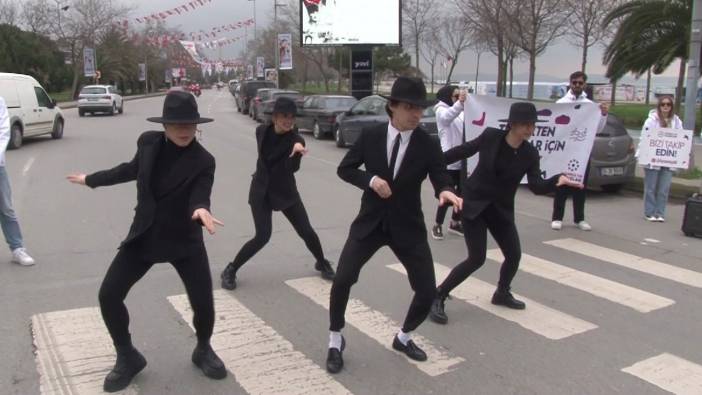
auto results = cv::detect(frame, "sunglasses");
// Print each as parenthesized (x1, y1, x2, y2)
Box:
(660, 102, 672, 107)
(571, 80, 585, 86)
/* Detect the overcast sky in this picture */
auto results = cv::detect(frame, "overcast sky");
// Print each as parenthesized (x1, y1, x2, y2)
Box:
(53, 0, 684, 85)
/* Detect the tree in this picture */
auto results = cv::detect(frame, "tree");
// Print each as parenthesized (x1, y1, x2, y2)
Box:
(420, 19, 443, 93)
(0, 0, 19, 26)
(374, 46, 412, 90)
(603, 0, 694, 111)
(506, 0, 571, 100)
(437, 15, 472, 84)
(566, 0, 620, 73)
(402, 0, 438, 71)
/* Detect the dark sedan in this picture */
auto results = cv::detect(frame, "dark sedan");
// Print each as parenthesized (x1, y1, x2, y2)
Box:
(334, 95, 438, 147)
(586, 113, 636, 192)
(297, 95, 358, 139)
(257, 90, 304, 124)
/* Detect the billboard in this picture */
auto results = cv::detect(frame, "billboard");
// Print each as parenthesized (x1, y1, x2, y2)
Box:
(83, 47, 96, 77)
(300, 0, 401, 46)
(256, 57, 265, 78)
(278, 33, 293, 70)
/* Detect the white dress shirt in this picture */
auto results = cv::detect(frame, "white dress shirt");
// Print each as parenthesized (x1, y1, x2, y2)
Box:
(369, 122, 414, 187)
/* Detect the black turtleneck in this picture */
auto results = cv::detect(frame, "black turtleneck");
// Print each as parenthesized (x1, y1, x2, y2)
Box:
(151, 135, 193, 198)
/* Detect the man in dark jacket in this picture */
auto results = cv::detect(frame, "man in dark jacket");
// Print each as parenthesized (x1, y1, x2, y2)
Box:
(325, 77, 462, 373)
(67, 91, 227, 392)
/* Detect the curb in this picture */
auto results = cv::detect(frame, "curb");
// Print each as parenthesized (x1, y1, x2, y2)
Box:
(57, 92, 167, 110)
(624, 176, 700, 200)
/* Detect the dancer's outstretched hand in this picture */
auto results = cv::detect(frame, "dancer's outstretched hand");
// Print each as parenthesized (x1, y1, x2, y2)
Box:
(192, 208, 224, 235)
(66, 173, 87, 185)
(290, 142, 308, 157)
(557, 175, 584, 189)
(439, 190, 463, 211)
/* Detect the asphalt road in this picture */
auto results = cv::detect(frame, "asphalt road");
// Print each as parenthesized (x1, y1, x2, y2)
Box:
(1, 89, 701, 395)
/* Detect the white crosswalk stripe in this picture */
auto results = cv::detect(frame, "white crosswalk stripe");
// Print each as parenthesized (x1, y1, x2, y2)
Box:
(623, 353, 702, 395)
(168, 291, 352, 395)
(487, 249, 675, 313)
(387, 263, 598, 340)
(284, 276, 466, 377)
(32, 307, 139, 395)
(545, 238, 702, 288)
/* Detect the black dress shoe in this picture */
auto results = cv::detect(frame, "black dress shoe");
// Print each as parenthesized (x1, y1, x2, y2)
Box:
(491, 290, 526, 310)
(192, 343, 227, 380)
(315, 259, 336, 280)
(103, 345, 147, 393)
(429, 296, 448, 325)
(326, 336, 345, 373)
(392, 336, 427, 361)
(220, 264, 237, 290)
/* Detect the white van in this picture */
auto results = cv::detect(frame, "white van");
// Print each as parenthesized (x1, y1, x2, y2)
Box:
(0, 73, 64, 149)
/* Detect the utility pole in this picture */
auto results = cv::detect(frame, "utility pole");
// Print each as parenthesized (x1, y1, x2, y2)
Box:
(273, 0, 286, 88)
(683, 0, 702, 190)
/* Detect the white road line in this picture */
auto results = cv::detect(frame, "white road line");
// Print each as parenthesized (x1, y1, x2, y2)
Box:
(284, 276, 465, 377)
(31, 307, 139, 395)
(168, 291, 352, 395)
(486, 250, 675, 313)
(622, 353, 702, 395)
(545, 238, 702, 288)
(23, 156, 35, 176)
(387, 263, 597, 340)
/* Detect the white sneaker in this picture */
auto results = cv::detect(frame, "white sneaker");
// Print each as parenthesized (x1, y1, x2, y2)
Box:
(576, 221, 592, 231)
(12, 248, 35, 266)
(551, 221, 562, 230)
(645, 216, 657, 222)
(655, 216, 665, 223)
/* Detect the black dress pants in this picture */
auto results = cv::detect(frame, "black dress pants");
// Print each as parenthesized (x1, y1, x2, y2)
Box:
(552, 186, 586, 223)
(438, 204, 522, 295)
(435, 170, 461, 225)
(329, 226, 437, 332)
(230, 199, 326, 272)
(98, 244, 214, 347)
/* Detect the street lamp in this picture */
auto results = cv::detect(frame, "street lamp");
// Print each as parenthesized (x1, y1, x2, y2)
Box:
(55, 1, 70, 37)
(273, 0, 286, 88)
(248, 0, 257, 41)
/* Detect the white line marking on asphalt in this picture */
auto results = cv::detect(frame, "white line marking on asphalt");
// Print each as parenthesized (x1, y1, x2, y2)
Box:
(284, 276, 465, 376)
(31, 307, 139, 395)
(487, 250, 675, 313)
(23, 156, 35, 176)
(545, 238, 702, 288)
(644, 238, 661, 244)
(168, 291, 353, 395)
(387, 263, 597, 340)
(622, 353, 702, 395)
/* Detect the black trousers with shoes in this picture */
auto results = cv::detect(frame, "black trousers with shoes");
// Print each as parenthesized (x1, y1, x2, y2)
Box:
(435, 169, 461, 225)
(438, 204, 521, 295)
(99, 245, 214, 347)
(552, 165, 589, 223)
(329, 226, 437, 332)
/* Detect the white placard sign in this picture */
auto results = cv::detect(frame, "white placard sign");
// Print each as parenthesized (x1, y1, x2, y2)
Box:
(638, 127, 693, 169)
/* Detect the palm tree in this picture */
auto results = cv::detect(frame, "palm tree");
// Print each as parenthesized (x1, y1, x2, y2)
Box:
(603, 0, 692, 110)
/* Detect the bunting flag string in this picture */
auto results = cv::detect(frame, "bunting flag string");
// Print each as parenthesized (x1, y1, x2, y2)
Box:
(196, 35, 246, 49)
(112, 18, 254, 48)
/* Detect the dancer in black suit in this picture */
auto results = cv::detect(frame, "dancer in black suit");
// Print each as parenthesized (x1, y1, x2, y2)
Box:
(326, 77, 463, 373)
(220, 97, 335, 290)
(67, 92, 227, 392)
(429, 102, 583, 325)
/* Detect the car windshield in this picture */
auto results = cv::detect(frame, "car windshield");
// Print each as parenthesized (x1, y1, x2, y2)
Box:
(322, 97, 357, 109)
(422, 107, 435, 117)
(81, 87, 107, 94)
(273, 93, 301, 100)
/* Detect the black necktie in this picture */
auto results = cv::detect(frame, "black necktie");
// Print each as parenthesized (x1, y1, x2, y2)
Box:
(389, 133, 401, 178)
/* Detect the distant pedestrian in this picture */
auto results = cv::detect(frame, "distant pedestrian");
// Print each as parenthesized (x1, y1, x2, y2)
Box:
(431, 85, 466, 240)
(550, 71, 608, 232)
(637, 95, 682, 222)
(0, 96, 35, 266)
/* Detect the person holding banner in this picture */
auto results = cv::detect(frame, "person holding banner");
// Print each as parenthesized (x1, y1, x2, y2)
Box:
(550, 71, 608, 232)
(637, 95, 683, 222)
(429, 102, 583, 324)
(432, 85, 466, 240)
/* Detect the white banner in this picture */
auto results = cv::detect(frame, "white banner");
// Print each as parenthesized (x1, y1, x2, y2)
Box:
(256, 57, 265, 78)
(264, 68, 278, 82)
(246, 64, 254, 80)
(464, 94, 601, 184)
(138, 63, 146, 81)
(278, 33, 293, 70)
(638, 127, 693, 169)
(83, 47, 96, 77)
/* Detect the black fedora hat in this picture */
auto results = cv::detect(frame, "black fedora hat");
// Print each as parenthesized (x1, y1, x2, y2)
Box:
(264, 96, 298, 116)
(498, 102, 547, 124)
(147, 91, 213, 124)
(381, 76, 435, 108)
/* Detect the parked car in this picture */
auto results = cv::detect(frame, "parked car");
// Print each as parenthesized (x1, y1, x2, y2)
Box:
(236, 80, 276, 114)
(257, 90, 304, 124)
(0, 72, 64, 149)
(228, 79, 239, 95)
(587, 113, 636, 192)
(77, 85, 124, 116)
(297, 95, 358, 139)
(249, 88, 278, 121)
(334, 95, 438, 147)
(187, 83, 201, 97)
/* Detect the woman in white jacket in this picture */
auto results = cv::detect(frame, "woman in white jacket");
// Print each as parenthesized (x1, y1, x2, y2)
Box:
(638, 95, 682, 222)
(431, 85, 466, 239)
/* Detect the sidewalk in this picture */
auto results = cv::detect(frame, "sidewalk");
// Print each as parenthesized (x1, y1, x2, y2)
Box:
(57, 91, 167, 109)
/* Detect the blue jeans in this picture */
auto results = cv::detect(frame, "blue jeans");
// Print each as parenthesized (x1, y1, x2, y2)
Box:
(0, 166, 24, 250)
(643, 167, 673, 218)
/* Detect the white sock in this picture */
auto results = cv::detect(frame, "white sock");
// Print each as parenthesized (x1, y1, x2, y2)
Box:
(329, 331, 342, 350)
(397, 330, 411, 346)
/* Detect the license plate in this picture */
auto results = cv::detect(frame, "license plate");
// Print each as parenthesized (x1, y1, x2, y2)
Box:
(88, 98, 99, 101)
(601, 167, 624, 176)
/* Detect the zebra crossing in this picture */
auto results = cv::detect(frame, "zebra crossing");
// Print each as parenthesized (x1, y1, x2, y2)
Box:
(30, 238, 702, 394)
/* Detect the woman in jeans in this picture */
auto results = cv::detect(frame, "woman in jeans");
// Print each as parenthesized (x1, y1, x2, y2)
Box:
(638, 95, 682, 222)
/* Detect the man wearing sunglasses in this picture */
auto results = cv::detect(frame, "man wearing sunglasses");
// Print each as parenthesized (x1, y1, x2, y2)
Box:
(551, 71, 609, 232)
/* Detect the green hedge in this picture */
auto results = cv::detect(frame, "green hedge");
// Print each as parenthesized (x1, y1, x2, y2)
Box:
(609, 103, 701, 134)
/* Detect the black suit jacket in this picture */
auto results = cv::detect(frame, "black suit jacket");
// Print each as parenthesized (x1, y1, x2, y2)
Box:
(338, 123, 452, 246)
(248, 124, 305, 210)
(85, 131, 215, 258)
(445, 127, 558, 220)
